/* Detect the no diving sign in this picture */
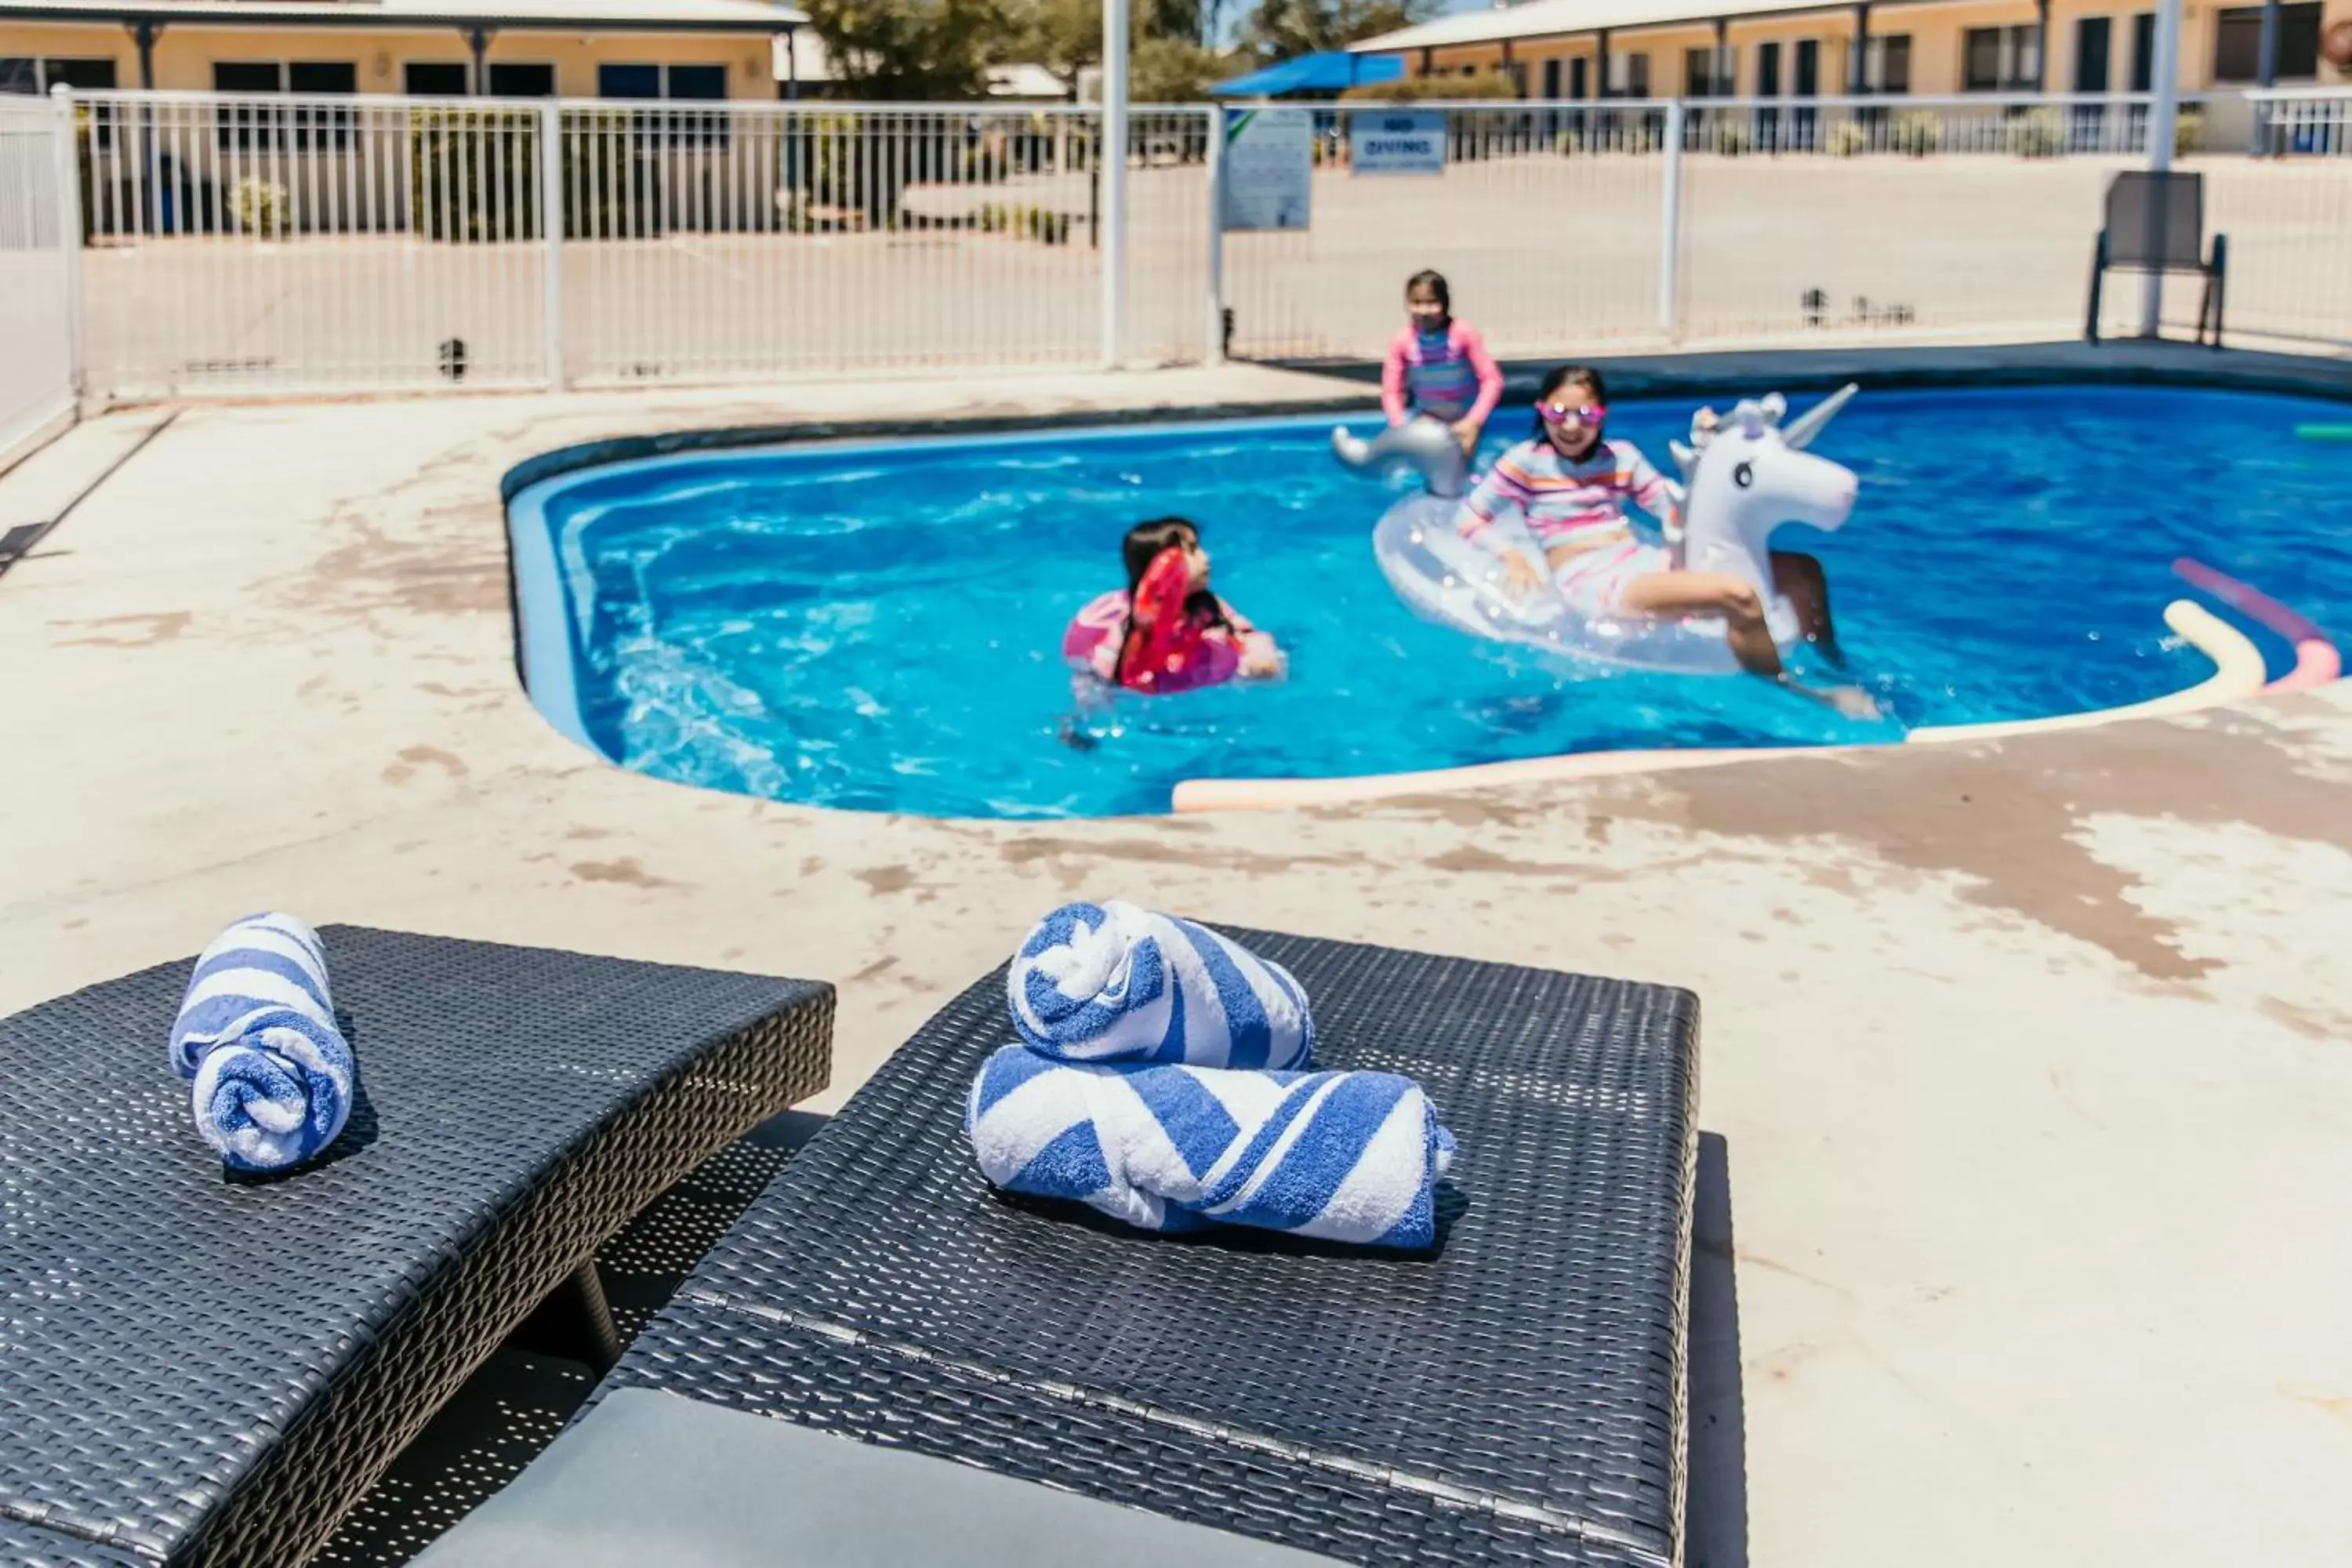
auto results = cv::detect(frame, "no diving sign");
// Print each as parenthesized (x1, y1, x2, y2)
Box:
(1350, 111, 1446, 176)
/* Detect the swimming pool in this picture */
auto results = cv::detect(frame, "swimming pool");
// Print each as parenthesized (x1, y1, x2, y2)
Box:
(508, 384, 2350, 819)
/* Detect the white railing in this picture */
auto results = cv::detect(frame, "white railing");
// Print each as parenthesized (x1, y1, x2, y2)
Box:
(1223, 90, 2352, 361)
(30, 88, 2352, 403)
(67, 92, 1214, 397)
(1674, 92, 2187, 350)
(1, 96, 76, 466)
(2208, 88, 2352, 350)
(1225, 103, 1672, 361)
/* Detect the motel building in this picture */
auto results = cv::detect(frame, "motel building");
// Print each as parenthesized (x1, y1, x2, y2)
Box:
(1352, 0, 2352, 145)
(0, 0, 826, 104)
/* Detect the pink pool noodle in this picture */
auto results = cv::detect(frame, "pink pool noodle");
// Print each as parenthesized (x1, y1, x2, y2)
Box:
(2172, 558, 2341, 691)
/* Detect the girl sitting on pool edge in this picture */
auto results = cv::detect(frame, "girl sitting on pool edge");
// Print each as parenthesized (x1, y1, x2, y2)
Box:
(1455, 365, 1877, 717)
(1383, 270, 1505, 458)
(1062, 517, 1285, 697)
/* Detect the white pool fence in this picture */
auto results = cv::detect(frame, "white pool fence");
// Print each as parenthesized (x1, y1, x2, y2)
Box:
(2, 83, 2347, 450)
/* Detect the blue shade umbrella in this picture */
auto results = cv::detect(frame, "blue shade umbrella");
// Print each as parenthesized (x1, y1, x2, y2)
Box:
(1210, 51, 1406, 97)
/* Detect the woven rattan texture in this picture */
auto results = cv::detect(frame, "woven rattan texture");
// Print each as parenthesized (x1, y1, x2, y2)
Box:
(0, 927, 833, 1568)
(602, 931, 1698, 1567)
(0, 1519, 145, 1568)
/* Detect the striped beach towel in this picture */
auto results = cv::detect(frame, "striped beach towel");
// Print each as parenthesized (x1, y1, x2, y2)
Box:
(965, 1044, 1456, 1250)
(1007, 901, 1314, 1071)
(169, 913, 354, 1173)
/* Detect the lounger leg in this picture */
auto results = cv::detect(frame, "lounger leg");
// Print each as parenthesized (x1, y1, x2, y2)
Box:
(2085, 231, 2109, 343)
(513, 1262, 625, 1372)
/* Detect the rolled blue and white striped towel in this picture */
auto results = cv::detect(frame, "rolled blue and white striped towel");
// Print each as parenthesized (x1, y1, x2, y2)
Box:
(1007, 901, 1314, 1071)
(169, 913, 354, 1173)
(965, 1044, 1456, 1250)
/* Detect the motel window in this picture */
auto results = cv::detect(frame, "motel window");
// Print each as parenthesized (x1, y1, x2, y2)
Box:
(1682, 46, 1737, 97)
(488, 63, 556, 97)
(1541, 56, 1560, 99)
(2, 57, 116, 94)
(1866, 34, 1911, 93)
(403, 62, 470, 97)
(212, 60, 357, 149)
(2213, 3, 2322, 82)
(3, 57, 120, 144)
(1962, 24, 2040, 90)
(666, 64, 728, 100)
(598, 64, 730, 145)
(597, 64, 661, 99)
(1610, 53, 1650, 97)
(2131, 13, 2155, 90)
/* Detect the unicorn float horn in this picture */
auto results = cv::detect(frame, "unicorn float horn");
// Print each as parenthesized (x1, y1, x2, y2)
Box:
(1331, 419, 1470, 499)
(1780, 383, 1860, 451)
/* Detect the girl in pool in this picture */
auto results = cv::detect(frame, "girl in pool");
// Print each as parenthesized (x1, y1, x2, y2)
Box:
(1455, 365, 1874, 715)
(1063, 517, 1285, 696)
(1382, 270, 1505, 457)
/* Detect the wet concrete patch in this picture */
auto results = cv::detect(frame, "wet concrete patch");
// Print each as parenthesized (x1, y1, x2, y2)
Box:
(1588, 715, 2352, 981)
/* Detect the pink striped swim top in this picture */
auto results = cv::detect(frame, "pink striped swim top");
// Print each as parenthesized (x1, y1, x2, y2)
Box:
(1381, 320, 1504, 426)
(1455, 437, 1677, 548)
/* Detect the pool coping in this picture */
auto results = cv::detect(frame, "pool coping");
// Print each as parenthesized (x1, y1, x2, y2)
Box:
(498, 343, 2352, 816)
(498, 340, 2352, 503)
(1171, 600, 2270, 812)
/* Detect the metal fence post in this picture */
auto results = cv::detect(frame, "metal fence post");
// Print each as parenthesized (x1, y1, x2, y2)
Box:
(49, 85, 85, 404)
(1100, 0, 1129, 369)
(1657, 100, 1686, 342)
(538, 98, 564, 390)
(1203, 103, 1225, 367)
(2141, 0, 2183, 336)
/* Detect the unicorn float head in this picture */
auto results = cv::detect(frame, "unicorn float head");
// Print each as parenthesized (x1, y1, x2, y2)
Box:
(1338, 383, 1864, 674)
(1666, 383, 1860, 603)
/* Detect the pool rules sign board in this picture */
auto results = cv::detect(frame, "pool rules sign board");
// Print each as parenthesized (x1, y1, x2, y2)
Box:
(1220, 107, 1312, 231)
(1350, 111, 1446, 176)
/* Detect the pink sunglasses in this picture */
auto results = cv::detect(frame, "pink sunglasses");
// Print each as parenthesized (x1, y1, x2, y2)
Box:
(1536, 401, 1607, 430)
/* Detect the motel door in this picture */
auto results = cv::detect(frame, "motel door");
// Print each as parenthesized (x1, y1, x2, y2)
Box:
(2074, 18, 2114, 147)
(1751, 41, 1820, 150)
(1792, 39, 1822, 150)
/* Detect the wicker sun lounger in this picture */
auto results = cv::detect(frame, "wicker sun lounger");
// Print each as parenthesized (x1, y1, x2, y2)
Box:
(0, 927, 832, 1568)
(569, 929, 1700, 1567)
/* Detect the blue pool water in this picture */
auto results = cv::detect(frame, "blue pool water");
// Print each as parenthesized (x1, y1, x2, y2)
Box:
(514, 385, 2352, 818)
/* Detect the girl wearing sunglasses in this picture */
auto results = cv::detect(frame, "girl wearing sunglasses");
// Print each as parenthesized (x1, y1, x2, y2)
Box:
(1454, 365, 1864, 712)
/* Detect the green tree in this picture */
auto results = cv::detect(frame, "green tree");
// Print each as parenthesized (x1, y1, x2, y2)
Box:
(1234, 0, 1432, 65)
(1131, 36, 1227, 101)
(801, 0, 1011, 100)
(1011, 0, 1223, 97)
(1008, 0, 1098, 93)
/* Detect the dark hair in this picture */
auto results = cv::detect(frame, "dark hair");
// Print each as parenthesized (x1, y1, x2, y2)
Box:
(1534, 365, 1607, 441)
(1404, 269, 1451, 314)
(1114, 517, 1229, 679)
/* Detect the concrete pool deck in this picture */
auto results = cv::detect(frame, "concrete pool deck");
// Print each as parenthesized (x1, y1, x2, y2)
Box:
(3, 345, 2350, 1566)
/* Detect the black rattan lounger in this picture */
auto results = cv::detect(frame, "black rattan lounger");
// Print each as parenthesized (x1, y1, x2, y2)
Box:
(575, 929, 1699, 1567)
(0, 927, 832, 1568)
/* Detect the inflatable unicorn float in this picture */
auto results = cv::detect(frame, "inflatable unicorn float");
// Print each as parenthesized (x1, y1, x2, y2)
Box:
(1333, 383, 1861, 674)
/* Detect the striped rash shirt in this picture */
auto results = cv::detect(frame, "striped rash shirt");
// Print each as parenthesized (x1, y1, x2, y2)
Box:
(1381, 321, 1504, 426)
(1456, 437, 1675, 547)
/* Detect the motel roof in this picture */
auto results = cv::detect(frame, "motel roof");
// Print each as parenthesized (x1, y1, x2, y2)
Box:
(0, 0, 808, 32)
(1350, 0, 1977, 53)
